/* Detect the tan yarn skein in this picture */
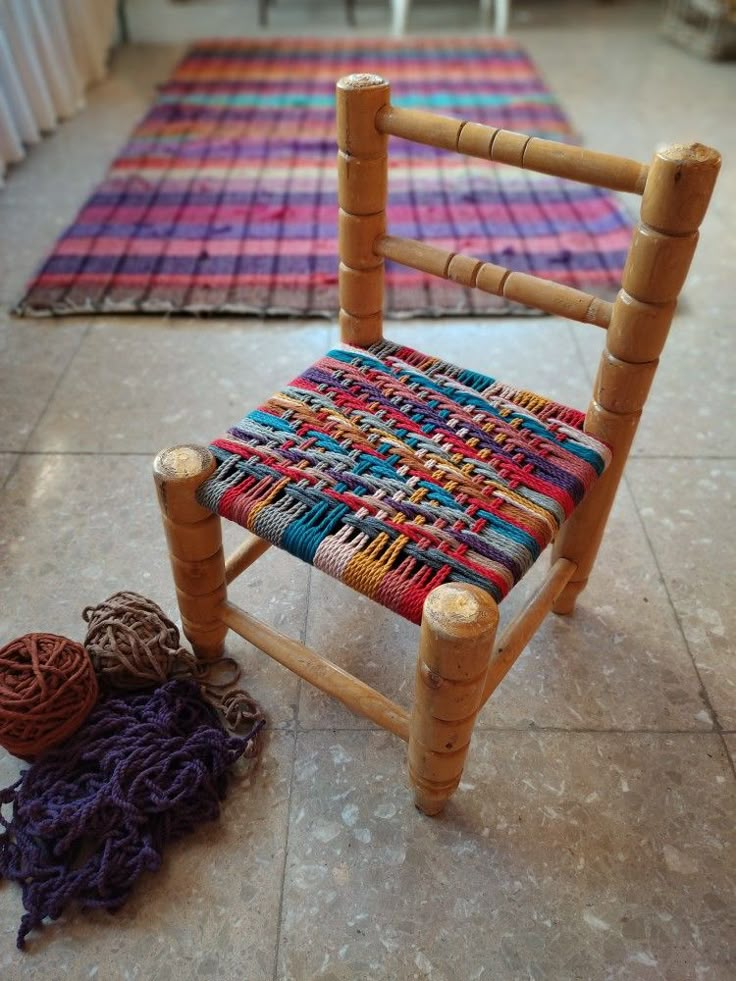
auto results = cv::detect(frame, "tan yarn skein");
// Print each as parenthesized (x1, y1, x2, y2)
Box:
(83, 591, 197, 689)
(82, 591, 265, 747)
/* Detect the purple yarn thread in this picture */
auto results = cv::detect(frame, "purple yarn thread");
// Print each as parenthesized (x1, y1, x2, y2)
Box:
(0, 679, 263, 949)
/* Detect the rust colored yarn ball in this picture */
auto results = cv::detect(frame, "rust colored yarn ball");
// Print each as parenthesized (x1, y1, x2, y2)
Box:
(0, 633, 99, 759)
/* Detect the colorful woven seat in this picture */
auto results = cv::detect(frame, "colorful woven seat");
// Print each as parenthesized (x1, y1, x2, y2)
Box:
(198, 341, 611, 624)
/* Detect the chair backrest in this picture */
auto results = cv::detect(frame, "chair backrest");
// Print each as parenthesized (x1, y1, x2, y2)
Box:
(334, 72, 720, 586)
(336, 72, 719, 348)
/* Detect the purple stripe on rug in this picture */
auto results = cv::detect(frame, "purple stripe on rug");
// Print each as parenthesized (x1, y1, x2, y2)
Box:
(16, 37, 633, 319)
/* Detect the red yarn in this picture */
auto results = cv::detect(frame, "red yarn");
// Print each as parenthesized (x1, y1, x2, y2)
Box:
(0, 633, 98, 759)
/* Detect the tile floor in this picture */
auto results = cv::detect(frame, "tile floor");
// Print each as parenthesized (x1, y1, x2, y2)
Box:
(1, 1, 735, 978)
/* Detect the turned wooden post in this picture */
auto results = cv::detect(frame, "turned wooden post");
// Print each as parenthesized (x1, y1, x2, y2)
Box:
(551, 143, 721, 614)
(336, 73, 389, 347)
(153, 444, 228, 659)
(409, 583, 499, 816)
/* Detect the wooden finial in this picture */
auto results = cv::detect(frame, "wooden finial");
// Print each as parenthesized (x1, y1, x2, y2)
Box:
(641, 143, 721, 235)
(154, 445, 217, 524)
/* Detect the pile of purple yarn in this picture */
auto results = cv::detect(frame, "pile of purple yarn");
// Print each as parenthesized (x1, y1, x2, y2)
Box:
(0, 679, 262, 949)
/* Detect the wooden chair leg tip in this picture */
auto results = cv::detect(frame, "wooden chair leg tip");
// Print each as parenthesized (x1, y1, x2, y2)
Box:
(192, 641, 227, 661)
(552, 598, 577, 616)
(413, 794, 446, 817)
(184, 624, 228, 661)
(551, 578, 587, 616)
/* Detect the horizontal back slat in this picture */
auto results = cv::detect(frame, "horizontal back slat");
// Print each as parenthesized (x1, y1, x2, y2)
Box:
(376, 105, 649, 196)
(375, 235, 613, 327)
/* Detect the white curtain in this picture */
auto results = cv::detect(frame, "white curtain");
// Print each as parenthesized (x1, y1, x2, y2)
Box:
(0, 0, 118, 182)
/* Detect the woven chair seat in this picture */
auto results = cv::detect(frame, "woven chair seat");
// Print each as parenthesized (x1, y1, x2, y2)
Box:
(198, 341, 612, 624)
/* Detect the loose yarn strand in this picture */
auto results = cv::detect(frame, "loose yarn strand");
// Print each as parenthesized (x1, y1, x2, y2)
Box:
(0, 680, 255, 950)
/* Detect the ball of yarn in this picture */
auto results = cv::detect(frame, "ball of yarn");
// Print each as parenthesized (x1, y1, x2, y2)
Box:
(0, 633, 98, 759)
(82, 591, 197, 690)
(0, 679, 255, 949)
(82, 590, 266, 741)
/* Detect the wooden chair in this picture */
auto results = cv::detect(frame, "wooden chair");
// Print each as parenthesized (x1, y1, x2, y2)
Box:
(153, 74, 720, 817)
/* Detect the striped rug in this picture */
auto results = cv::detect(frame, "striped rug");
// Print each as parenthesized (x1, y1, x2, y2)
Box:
(17, 38, 633, 319)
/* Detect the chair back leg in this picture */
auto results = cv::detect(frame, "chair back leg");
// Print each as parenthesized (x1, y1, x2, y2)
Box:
(551, 144, 721, 614)
(336, 73, 389, 347)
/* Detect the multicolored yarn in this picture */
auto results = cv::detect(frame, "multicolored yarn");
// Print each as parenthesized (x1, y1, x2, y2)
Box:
(0, 680, 257, 950)
(198, 341, 611, 624)
(17, 37, 632, 319)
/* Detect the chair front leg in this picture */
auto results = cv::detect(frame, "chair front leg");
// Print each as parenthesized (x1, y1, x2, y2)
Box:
(153, 445, 228, 661)
(409, 584, 499, 816)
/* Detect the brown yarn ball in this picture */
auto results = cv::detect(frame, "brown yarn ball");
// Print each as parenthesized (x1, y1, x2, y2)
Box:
(82, 591, 197, 691)
(82, 590, 266, 749)
(0, 633, 99, 759)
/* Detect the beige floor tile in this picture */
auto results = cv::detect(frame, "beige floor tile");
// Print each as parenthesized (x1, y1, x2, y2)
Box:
(628, 459, 736, 729)
(299, 482, 711, 732)
(524, 4, 736, 196)
(278, 729, 736, 981)
(1, 141, 111, 215)
(0, 202, 82, 308)
(0, 453, 17, 486)
(0, 454, 306, 727)
(481, 481, 713, 731)
(634, 315, 736, 459)
(0, 320, 88, 451)
(680, 211, 736, 320)
(222, 548, 308, 729)
(0, 731, 293, 980)
(26, 320, 331, 454)
(0, 452, 179, 639)
(724, 734, 736, 768)
(300, 569, 417, 731)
